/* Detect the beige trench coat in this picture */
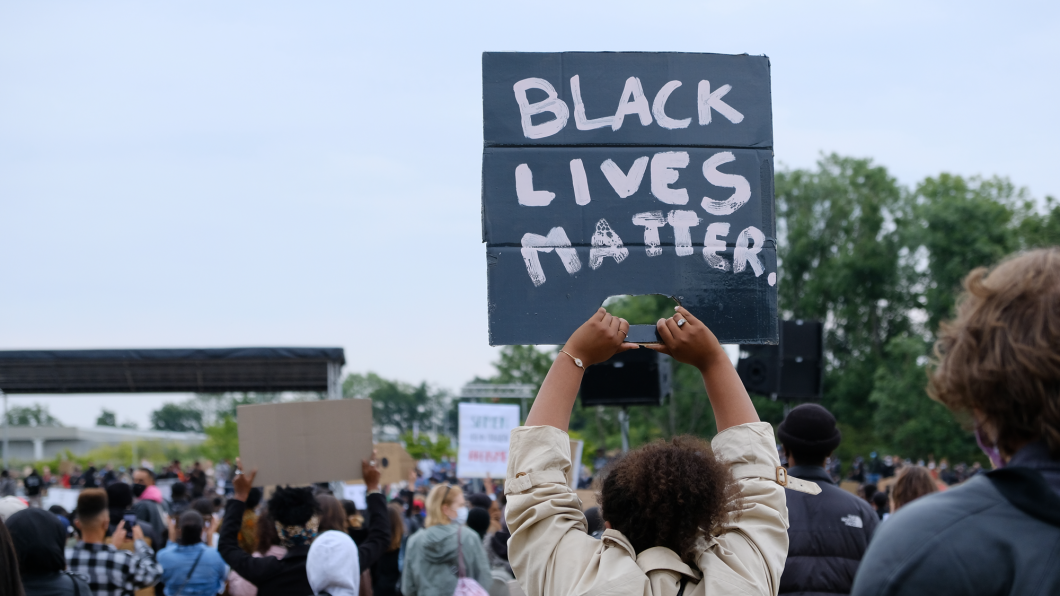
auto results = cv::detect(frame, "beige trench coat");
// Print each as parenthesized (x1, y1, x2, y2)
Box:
(504, 422, 790, 596)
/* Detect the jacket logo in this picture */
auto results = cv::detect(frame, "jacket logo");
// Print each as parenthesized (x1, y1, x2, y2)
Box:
(841, 514, 863, 528)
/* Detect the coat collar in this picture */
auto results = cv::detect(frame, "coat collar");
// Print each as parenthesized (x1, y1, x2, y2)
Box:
(788, 465, 834, 485)
(600, 530, 701, 581)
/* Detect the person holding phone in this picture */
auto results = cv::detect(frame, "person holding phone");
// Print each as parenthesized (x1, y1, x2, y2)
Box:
(68, 488, 162, 596)
(504, 307, 807, 596)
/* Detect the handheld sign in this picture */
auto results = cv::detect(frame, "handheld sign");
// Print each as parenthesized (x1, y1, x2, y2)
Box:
(482, 52, 777, 345)
(457, 403, 520, 478)
(237, 399, 374, 486)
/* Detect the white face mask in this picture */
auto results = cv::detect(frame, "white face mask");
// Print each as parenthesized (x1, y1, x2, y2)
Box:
(454, 506, 469, 525)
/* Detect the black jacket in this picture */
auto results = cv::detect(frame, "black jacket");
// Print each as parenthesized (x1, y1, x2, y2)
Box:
(780, 465, 879, 596)
(852, 463, 1060, 596)
(354, 492, 392, 572)
(219, 493, 391, 596)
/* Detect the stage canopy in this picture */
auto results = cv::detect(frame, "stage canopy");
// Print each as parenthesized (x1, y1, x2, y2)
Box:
(0, 348, 345, 396)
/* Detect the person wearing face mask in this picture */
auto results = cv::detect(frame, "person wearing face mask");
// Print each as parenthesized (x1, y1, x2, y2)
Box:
(401, 483, 491, 596)
(132, 468, 169, 550)
(852, 248, 1060, 596)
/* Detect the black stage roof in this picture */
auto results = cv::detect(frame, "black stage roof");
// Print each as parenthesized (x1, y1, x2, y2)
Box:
(0, 348, 345, 394)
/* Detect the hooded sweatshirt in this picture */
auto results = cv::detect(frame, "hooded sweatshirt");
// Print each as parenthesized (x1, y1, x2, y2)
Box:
(401, 523, 492, 596)
(7, 508, 92, 596)
(306, 530, 360, 596)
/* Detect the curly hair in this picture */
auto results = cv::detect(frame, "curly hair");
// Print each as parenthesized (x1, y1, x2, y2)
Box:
(929, 247, 1060, 458)
(597, 435, 739, 566)
(267, 486, 320, 528)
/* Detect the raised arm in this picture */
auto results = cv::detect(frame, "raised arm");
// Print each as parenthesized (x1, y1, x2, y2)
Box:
(524, 307, 636, 430)
(645, 306, 759, 431)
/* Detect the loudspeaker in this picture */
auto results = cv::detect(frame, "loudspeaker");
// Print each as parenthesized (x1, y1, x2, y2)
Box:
(737, 320, 823, 400)
(580, 349, 672, 407)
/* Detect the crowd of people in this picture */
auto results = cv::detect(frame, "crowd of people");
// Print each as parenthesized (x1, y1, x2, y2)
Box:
(0, 247, 1057, 596)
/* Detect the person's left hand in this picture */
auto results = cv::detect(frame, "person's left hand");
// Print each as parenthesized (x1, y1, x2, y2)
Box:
(562, 307, 639, 367)
(111, 521, 127, 547)
(232, 458, 257, 502)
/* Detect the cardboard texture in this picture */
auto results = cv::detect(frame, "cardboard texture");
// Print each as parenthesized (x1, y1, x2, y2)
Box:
(481, 52, 777, 346)
(375, 442, 417, 486)
(237, 399, 373, 487)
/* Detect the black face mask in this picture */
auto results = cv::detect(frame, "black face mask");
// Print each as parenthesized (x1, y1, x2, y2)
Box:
(132, 483, 147, 498)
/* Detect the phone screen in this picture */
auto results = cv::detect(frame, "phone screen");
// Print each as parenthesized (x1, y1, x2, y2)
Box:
(123, 514, 137, 537)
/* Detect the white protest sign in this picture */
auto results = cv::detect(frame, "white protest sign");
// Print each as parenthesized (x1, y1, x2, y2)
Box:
(457, 403, 521, 478)
(343, 483, 368, 511)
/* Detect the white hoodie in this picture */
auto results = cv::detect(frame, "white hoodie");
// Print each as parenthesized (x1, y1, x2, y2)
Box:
(307, 530, 361, 596)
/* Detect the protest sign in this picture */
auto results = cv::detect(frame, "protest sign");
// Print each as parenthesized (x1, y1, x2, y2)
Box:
(237, 399, 373, 486)
(42, 487, 80, 513)
(482, 52, 777, 345)
(375, 442, 417, 486)
(457, 403, 521, 478)
(343, 483, 368, 510)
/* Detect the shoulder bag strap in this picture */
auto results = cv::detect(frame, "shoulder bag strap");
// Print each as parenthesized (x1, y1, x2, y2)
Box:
(65, 572, 82, 596)
(456, 525, 467, 579)
(675, 578, 688, 596)
(174, 547, 207, 596)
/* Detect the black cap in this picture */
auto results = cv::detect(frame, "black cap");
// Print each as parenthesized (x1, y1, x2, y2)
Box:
(778, 404, 841, 456)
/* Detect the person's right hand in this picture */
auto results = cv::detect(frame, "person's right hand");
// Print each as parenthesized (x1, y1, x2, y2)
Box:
(562, 308, 639, 367)
(131, 523, 144, 542)
(111, 521, 126, 546)
(646, 306, 727, 372)
(232, 458, 257, 502)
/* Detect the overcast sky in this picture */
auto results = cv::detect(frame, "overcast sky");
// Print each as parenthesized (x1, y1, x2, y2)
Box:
(2, 1, 1058, 429)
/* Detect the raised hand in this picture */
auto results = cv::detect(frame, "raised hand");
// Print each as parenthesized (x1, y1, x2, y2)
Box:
(232, 457, 257, 502)
(645, 306, 727, 372)
(363, 453, 381, 492)
(562, 307, 639, 367)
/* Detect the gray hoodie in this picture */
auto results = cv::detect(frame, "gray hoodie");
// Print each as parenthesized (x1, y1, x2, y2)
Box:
(401, 523, 492, 596)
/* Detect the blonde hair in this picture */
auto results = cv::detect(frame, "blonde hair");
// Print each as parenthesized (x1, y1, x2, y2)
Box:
(425, 483, 461, 528)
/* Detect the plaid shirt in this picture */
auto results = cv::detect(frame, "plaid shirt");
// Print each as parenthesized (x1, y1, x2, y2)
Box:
(68, 540, 162, 596)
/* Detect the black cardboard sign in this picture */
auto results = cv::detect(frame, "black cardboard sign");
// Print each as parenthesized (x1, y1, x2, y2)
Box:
(482, 52, 777, 346)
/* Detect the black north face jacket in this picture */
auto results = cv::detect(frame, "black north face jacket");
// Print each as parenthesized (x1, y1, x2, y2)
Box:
(780, 465, 879, 596)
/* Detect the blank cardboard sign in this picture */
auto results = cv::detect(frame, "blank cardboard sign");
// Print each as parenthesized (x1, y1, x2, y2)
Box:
(375, 442, 417, 486)
(481, 52, 777, 346)
(237, 399, 373, 486)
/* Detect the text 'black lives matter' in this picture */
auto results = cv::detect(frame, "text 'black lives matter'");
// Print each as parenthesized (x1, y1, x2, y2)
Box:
(482, 52, 777, 346)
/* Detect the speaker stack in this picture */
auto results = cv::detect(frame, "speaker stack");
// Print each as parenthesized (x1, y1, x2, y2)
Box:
(579, 349, 672, 407)
(736, 319, 823, 401)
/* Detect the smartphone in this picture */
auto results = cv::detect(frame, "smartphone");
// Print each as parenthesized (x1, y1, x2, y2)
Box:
(123, 514, 137, 538)
(625, 324, 662, 344)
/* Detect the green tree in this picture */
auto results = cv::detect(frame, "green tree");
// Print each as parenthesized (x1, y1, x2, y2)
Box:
(400, 431, 455, 460)
(344, 372, 451, 439)
(775, 154, 914, 430)
(490, 345, 555, 394)
(203, 416, 240, 462)
(1018, 196, 1060, 250)
(7, 404, 62, 427)
(912, 174, 1027, 330)
(868, 335, 980, 462)
(151, 403, 204, 432)
(96, 409, 117, 427)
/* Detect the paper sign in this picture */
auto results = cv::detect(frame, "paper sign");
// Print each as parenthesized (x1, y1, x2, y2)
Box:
(42, 487, 80, 513)
(343, 483, 368, 511)
(482, 52, 777, 345)
(237, 399, 373, 486)
(458, 403, 521, 478)
(375, 442, 417, 486)
(566, 440, 584, 488)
